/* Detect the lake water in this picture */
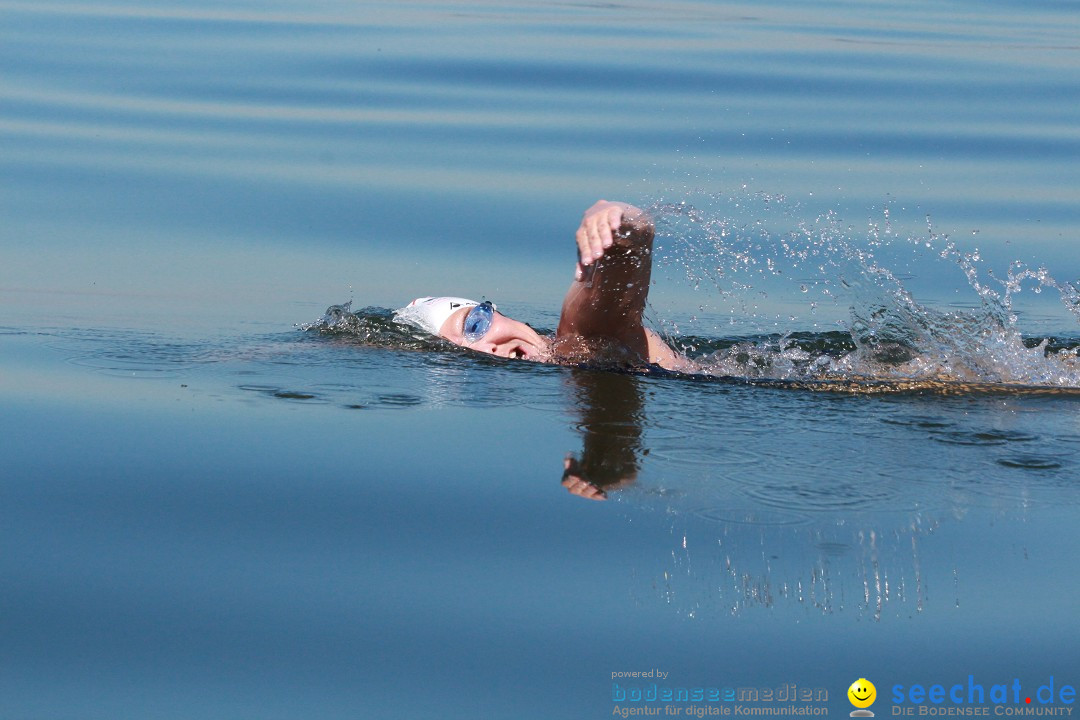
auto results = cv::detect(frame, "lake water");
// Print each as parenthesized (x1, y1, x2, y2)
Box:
(2, 1, 1079, 718)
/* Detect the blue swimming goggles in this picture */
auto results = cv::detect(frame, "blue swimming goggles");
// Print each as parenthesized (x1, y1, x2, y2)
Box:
(462, 301, 496, 343)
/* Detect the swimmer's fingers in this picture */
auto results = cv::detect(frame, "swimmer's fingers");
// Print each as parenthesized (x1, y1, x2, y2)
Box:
(575, 217, 606, 266)
(591, 204, 623, 254)
(607, 204, 624, 232)
(575, 225, 594, 268)
(562, 475, 607, 501)
(562, 455, 607, 501)
(577, 200, 624, 266)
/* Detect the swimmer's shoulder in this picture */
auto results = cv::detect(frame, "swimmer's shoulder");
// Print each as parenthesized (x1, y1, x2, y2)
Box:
(548, 331, 692, 372)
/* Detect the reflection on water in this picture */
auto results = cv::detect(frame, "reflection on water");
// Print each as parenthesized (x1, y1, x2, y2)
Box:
(4, 315, 1080, 720)
(551, 348, 1079, 620)
(562, 370, 646, 499)
(558, 362, 921, 617)
(654, 519, 942, 620)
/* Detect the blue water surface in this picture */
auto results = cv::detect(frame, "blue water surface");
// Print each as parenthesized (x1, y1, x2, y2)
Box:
(2, 1, 1079, 718)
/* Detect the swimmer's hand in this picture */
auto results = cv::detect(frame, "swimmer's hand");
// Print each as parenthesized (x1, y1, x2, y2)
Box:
(574, 199, 652, 280)
(562, 454, 607, 501)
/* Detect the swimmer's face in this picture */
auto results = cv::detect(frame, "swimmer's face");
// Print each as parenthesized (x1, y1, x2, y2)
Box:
(440, 306, 549, 361)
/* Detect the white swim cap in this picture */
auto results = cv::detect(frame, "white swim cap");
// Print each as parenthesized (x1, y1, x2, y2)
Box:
(394, 296, 479, 336)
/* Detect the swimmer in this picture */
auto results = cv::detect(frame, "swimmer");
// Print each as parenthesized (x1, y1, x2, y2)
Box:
(395, 199, 688, 371)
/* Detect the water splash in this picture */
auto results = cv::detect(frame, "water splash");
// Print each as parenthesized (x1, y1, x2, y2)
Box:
(299, 301, 447, 352)
(646, 192, 1080, 390)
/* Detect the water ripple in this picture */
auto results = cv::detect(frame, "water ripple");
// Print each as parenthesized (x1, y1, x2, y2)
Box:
(691, 506, 811, 526)
(930, 429, 1038, 446)
(995, 454, 1064, 470)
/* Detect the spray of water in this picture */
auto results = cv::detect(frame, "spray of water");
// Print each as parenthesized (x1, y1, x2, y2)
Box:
(646, 191, 1080, 389)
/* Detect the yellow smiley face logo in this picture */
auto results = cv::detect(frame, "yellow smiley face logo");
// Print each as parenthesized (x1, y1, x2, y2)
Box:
(848, 679, 876, 708)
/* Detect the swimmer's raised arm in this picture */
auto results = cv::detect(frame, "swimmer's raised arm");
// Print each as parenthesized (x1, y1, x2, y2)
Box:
(557, 200, 683, 369)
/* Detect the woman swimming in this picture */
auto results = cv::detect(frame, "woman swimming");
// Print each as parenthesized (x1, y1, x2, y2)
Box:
(394, 199, 687, 371)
